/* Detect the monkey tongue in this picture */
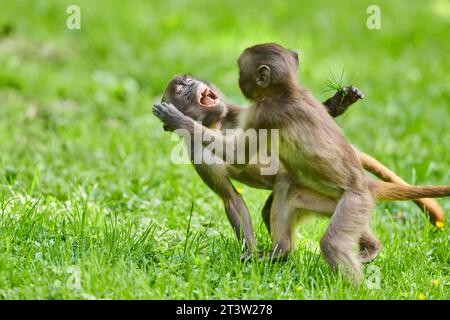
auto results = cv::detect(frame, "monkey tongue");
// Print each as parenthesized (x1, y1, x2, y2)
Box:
(197, 83, 218, 107)
(200, 95, 215, 106)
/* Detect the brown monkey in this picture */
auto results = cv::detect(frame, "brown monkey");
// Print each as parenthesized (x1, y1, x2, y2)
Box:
(244, 43, 449, 278)
(153, 45, 449, 280)
(155, 75, 445, 263)
(235, 43, 448, 279)
(158, 75, 367, 252)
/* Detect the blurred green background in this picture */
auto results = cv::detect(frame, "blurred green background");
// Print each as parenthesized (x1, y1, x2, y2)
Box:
(0, 0, 448, 299)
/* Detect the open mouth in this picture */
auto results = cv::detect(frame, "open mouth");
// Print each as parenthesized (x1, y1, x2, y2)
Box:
(197, 83, 220, 107)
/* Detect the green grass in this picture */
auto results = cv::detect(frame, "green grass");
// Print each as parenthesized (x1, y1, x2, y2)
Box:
(0, 0, 449, 299)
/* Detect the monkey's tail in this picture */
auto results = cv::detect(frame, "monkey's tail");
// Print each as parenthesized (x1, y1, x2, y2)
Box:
(358, 150, 445, 224)
(373, 181, 450, 201)
(372, 181, 448, 223)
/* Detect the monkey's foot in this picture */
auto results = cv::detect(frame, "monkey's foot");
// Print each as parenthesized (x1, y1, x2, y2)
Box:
(359, 241, 381, 263)
(239, 251, 265, 262)
(258, 250, 289, 263)
(239, 251, 255, 262)
(240, 250, 288, 263)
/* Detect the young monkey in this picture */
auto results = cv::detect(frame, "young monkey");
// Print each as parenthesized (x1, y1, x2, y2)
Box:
(157, 75, 369, 254)
(153, 44, 449, 281)
(236, 43, 449, 280)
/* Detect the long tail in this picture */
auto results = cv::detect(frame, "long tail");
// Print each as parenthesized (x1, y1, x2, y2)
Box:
(370, 181, 448, 223)
(373, 181, 450, 201)
(358, 150, 446, 224)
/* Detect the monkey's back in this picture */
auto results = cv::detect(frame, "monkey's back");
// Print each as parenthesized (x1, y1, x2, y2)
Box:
(248, 89, 367, 197)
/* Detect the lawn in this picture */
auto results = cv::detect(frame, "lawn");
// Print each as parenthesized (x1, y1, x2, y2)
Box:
(0, 0, 449, 299)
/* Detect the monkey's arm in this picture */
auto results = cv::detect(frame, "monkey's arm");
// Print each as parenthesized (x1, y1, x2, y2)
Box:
(154, 82, 365, 160)
(225, 85, 364, 123)
(153, 102, 255, 166)
(322, 86, 364, 117)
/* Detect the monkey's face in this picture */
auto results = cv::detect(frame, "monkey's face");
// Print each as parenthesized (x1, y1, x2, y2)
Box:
(161, 75, 226, 128)
(238, 54, 260, 101)
(238, 43, 299, 101)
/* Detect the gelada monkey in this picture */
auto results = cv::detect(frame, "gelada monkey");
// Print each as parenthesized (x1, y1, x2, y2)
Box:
(153, 46, 449, 280)
(159, 75, 375, 252)
(155, 74, 445, 263)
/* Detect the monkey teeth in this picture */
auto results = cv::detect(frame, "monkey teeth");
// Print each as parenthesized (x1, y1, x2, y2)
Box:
(197, 84, 219, 107)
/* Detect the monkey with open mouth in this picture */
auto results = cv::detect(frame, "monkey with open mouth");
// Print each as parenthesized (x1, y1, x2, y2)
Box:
(154, 43, 449, 281)
(154, 74, 445, 266)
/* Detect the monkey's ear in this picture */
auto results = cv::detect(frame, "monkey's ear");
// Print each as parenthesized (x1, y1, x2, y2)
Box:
(256, 65, 271, 88)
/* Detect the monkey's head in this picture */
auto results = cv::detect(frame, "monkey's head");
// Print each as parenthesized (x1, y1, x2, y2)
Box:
(161, 75, 227, 128)
(238, 43, 299, 101)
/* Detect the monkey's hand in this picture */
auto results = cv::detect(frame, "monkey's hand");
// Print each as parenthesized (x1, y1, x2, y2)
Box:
(339, 85, 364, 106)
(153, 102, 189, 132)
(324, 85, 364, 117)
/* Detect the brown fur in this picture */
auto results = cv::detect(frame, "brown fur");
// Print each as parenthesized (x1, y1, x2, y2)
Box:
(233, 43, 447, 281)
(373, 181, 450, 202)
(158, 74, 369, 251)
(153, 55, 448, 281)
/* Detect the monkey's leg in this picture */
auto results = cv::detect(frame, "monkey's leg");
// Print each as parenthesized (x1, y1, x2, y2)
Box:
(267, 188, 322, 261)
(223, 190, 256, 250)
(265, 183, 381, 266)
(192, 162, 257, 252)
(290, 187, 338, 215)
(259, 187, 332, 261)
(261, 193, 274, 234)
(264, 185, 381, 264)
(252, 191, 301, 262)
(359, 227, 381, 263)
(320, 189, 374, 282)
(267, 176, 300, 261)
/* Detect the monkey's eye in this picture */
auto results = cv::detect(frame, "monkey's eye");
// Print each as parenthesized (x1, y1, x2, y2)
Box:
(175, 84, 184, 94)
